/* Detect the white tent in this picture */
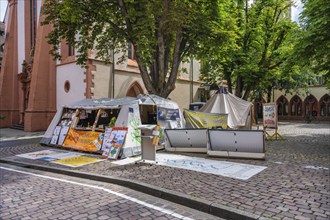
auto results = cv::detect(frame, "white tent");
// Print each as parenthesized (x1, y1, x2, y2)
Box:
(199, 87, 253, 129)
(41, 95, 184, 158)
(41, 97, 141, 157)
(138, 94, 185, 129)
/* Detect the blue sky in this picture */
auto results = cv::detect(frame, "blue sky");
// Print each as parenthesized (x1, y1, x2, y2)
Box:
(0, 0, 8, 22)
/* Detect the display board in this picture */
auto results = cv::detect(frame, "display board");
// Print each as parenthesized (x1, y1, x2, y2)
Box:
(62, 129, 104, 152)
(184, 110, 228, 129)
(101, 127, 128, 160)
(263, 103, 277, 128)
(164, 129, 208, 153)
(50, 126, 61, 145)
(58, 126, 70, 145)
(207, 129, 265, 159)
(157, 107, 182, 128)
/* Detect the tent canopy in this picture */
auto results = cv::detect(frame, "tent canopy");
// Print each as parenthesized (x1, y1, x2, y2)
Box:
(199, 87, 252, 128)
(42, 95, 184, 146)
(68, 97, 139, 109)
(137, 94, 180, 109)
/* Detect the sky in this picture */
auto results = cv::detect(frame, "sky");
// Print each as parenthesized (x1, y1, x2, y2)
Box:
(292, 0, 303, 22)
(0, 0, 303, 24)
(0, 0, 8, 22)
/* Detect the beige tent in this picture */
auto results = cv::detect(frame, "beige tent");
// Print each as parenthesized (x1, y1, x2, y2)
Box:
(199, 87, 253, 129)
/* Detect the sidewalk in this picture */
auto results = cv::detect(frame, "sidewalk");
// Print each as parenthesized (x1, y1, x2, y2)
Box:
(0, 122, 329, 220)
(0, 128, 45, 141)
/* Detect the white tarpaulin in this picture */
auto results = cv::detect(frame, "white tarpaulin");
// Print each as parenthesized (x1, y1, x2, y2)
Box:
(111, 153, 267, 180)
(199, 87, 252, 128)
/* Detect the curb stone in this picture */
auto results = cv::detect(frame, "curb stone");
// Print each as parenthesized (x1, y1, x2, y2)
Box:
(0, 157, 263, 220)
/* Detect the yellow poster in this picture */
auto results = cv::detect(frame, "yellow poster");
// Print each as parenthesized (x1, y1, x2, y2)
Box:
(184, 110, 228, 129)
(62, 129, 103, 152)
(52, 156, 102, 167)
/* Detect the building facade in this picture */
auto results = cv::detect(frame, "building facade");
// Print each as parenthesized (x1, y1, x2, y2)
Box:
(254, 84, 330, 122)
(0, 22, 5, 69)
(0, 0, 203, 131)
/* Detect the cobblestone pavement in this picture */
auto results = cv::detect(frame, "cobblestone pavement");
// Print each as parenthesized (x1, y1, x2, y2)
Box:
(0, 121, 329, 219)
(1, 165, 221, 220)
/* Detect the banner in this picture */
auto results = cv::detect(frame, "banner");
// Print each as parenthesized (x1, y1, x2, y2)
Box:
(263, 103, 277, 128)
(184, 110, 228, 129)
(62, 129, 104, 152)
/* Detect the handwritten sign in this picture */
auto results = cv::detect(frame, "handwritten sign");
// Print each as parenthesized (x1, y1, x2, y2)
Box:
(263, 103, 277, 128)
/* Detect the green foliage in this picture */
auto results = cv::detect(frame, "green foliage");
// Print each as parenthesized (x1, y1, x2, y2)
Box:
(42, 0, 233, 98)
(295, 0, 330, 88)
(198, 0, 311, 100)
(109, 117, 117, 127)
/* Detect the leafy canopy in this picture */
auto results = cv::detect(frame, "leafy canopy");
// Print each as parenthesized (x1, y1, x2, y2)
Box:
(295, 0, 330, 88)
(42, 0, 234, 98)
(198, 0, 312, 101)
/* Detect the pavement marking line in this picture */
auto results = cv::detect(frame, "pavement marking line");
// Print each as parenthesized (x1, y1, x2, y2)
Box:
(0, 166, 194, 220)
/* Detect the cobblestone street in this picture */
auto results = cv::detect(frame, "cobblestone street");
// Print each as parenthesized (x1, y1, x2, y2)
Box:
(0, 121, 329, 219)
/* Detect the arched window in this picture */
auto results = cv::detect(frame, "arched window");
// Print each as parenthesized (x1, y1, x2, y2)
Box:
(290, 95, 302, 116)
(126, 81, 144, 97)
(304, 94, 318, 117)
(277, 96, 288, 116)
(319, 94, 330, 116)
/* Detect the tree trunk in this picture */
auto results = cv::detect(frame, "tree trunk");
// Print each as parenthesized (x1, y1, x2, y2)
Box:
(235, 76, 243, 98)
(266, 86, 272, 103)
(242, 85, 251, 100)
(224, 70, 232, 93)
(160, 28, 183, 98)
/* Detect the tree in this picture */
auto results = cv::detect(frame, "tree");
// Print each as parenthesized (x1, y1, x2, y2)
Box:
(296, 0, 330, 88)
(42, 0, 232, 98)
(198, 0, 309, 101)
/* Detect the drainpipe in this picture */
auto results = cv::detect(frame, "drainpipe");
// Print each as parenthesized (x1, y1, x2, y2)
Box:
(190, 57, 193, 103)
(109, 49, 115, 98)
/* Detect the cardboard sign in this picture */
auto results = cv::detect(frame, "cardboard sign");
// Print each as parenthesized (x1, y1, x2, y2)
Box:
(102, 127, 128, 160)
(263, 104, 277, 128)
(62, 129, 104, 152)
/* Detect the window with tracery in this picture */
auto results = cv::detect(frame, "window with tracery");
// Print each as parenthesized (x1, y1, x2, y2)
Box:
(277, 96, 288, 116)
(304, 95, 318, 117)
(290, 95, 302, 116)
(320, 94, 330, 116)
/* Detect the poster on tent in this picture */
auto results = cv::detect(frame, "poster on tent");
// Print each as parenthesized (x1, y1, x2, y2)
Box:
(263, 103, 277, 128)
(157, 107, 182, 128)
(58, 126, 70, 145)
(184, 110, 228, 128)
(101, 127, 113, 150)
(101, 127, 128, 160)
(50, 126, 61, 145)
(117, 104, 142, 156)
(62, 129, 104, 152)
